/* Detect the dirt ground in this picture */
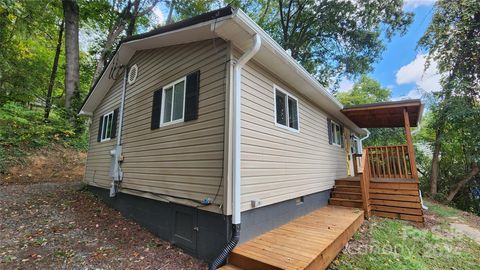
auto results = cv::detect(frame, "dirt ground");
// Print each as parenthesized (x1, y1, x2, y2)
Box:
(1, 145, 87, 185)
(0, 182, 207, 270)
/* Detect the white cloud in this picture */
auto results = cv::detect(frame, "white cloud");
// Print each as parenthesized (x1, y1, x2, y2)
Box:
(337, 77, 355, 92)
(403, 0, 436, 9)
(152, 6, 165, 25)
(393, 53, 442, 100)
(396, 53, 442, 91)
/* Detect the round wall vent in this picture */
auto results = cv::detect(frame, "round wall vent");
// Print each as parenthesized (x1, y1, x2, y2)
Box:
(128, 64, 138, 85)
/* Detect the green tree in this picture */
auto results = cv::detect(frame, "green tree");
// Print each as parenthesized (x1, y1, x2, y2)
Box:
(336, 75, 390, 106)
(335, 75, 406, 147)
(0, 0, 63, 105)
(418, 0, 480, 210)
(173, 0, 413, 86)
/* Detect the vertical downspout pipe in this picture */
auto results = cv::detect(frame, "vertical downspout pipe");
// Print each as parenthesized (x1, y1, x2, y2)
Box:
(109, 66, 128, 197)
(210, 34, 261, 270)
(117, 66, 128, 146)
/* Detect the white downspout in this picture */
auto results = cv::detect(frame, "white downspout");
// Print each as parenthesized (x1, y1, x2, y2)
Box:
(109, 66, 127, 197)
(232, 34, 261, 225)
(359, 128, 370, 152)
(117, 66, 128, 146)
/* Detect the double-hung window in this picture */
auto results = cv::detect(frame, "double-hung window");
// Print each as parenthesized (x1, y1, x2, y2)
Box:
(274, 87, 299, 131)
(161, 77, 186, 126)
(101, 111, 114, 142)
(330, 121, 342, 146)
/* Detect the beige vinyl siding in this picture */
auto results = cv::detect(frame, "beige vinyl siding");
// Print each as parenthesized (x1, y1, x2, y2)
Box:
(84, 39, 228, 213)
(239, 57, 349, 211)
(83, 72, 123, 187)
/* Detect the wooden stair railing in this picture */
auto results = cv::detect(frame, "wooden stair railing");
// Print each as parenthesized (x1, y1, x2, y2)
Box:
(366, 145, 414, 180)
(358, 145, 424, 225)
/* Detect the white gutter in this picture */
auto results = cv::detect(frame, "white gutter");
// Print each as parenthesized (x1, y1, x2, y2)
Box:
(359, 128, 370, 152)
(232, 34, 261, 225)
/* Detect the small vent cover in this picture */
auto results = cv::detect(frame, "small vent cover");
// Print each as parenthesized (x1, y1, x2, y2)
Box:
(128, 64, 138, 85)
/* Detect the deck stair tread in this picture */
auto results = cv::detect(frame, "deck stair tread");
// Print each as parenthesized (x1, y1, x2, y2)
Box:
(227, 206, 364, 270)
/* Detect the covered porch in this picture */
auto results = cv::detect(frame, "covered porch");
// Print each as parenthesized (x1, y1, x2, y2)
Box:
(339, 99, 425, 225)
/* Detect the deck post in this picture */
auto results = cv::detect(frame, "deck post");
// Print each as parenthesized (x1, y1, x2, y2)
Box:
(403, 109, 418, 180)
(359, 149, 371, 218)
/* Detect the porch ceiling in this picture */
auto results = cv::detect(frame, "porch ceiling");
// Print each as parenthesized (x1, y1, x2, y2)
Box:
(341, 99, 423, 128)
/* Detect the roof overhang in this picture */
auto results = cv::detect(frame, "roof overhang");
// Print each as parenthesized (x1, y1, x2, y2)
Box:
(341, 99, 424, 128)
(79, 7, 365, 135)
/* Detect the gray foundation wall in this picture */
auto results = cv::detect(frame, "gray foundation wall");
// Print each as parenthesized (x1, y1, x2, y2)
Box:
(88, 186, 331, 263)
(87, 186, 231, 263)
(240, 189, 331, 242)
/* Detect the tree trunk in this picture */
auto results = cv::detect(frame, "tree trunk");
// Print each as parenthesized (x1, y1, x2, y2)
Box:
(166, 0, 175, 24)
(126, 0, 141, 36)
(446, 163, 479, 202)
(91, 0, 158, 85)
(45, 20, 64, 120)
(91, 24, 125, 85)
(429, 128, 442, 196)
(62, 0, 80, 110)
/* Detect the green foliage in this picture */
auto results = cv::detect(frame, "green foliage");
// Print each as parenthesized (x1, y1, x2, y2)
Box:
(416, 0, 480, 213)
(173, 0, 413, 86)
(0, 103, 88, 172)
(336, 75, 391, 105)
(333, 218, 480, 270)
(0, 0, 63, 105)
(335, 75, 405, 146)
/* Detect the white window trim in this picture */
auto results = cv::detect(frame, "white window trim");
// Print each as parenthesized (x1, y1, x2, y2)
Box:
(160, 76, 187, 127)
(273, 85, 300, 133)
(331, 120, 342, 147)
(100, 110, 114, 142)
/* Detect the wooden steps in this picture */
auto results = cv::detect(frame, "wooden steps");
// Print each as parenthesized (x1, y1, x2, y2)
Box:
(329, 178, 363, 209)
(329, 198, 363, 208)
(223, 206, 364, 270)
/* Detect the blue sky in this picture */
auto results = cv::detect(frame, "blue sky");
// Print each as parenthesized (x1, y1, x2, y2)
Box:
(337, 0, 441, 100)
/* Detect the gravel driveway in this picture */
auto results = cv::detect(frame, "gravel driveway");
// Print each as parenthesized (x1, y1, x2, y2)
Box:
(0, 182, 207, 270)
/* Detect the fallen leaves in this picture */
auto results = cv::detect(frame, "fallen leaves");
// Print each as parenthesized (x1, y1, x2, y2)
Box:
(0, 182, 207, 269)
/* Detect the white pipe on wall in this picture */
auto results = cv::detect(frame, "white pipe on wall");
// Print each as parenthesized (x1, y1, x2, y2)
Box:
(117, 66, 128, 146)
(232, 34, 261, 225)
(359, 128, 370, 152)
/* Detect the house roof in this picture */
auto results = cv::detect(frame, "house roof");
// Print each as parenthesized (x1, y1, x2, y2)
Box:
(79, 6, 366, 135)
(341, 99, 424, 128)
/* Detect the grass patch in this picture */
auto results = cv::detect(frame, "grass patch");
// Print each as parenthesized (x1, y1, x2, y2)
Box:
(333, 218, 480, 270)
(425, 200, 463, 219)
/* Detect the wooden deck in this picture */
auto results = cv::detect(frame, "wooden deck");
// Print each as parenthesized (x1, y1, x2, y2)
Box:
(219, 206, 364, 270)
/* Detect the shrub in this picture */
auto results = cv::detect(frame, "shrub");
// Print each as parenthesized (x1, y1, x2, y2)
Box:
(0, 102, 87, 172)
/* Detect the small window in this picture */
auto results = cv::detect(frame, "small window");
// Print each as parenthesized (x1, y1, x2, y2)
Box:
(330, 121, 342, 146)
(295, 196, 304, 205)
(101, 111, 114, 142)
(161, 77, 186, 126)
(274, 87, 299, 131)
